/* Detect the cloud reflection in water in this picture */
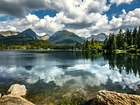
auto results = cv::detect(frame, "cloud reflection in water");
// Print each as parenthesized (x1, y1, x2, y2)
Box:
(0, 60, 140, 91)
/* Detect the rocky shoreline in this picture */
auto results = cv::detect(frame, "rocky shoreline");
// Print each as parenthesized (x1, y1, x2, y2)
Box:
(0, 84, 34, 105)
(0, 84, 140, 105)
(92, 90, 140, 105)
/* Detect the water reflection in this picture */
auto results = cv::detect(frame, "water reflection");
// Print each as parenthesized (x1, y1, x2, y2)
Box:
(104, 53, 140, 76)
(83, 52, 140, 77)
(0, 50, 140, 104)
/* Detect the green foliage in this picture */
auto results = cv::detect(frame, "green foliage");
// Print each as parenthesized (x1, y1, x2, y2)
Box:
(1, 39, 79, 50)
(0, 41, 4, 50)
(123, 42, 128, 50)
(137, 26, 140, 48)
(58, 97, 79, 105)
(132, 27, 137, 45)
(116, 29, 124, 49)
(4, 40, 51, 50)
(52, 44, 75, 50)
(82, 39, 102, 52)
(103, 26, 140, 52)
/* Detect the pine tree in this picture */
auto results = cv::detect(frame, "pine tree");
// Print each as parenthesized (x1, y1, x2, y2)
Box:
(111, 33, 117, 50)
(91, 38, 94, 45)
(82, 40, 86, 51)
(137, 26, 140, 48)
(125, 28, 132, 46)
(104, 38, 109, 49)
(85, 40, 89, 51)
(132, 27, 137, 45)
(116, 29, 124, 49)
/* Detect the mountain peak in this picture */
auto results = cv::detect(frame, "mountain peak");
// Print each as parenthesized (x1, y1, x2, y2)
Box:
(18, 28, 38, 40)
(48, 30, 83, 44)
(88, 33, 108, 41)
(23, 28, 35, 33)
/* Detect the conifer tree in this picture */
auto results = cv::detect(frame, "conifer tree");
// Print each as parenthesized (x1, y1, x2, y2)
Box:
(137, 26, 140, 48)
(132, 27, 137, 45)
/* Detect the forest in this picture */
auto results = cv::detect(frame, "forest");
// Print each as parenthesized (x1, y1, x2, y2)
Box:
(104, 26, 140, 52)
(0, 40, 77, 50)
(83, 26, 140, 53)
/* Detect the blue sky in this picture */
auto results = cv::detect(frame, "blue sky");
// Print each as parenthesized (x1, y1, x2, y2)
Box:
(0, 0, 140, 37)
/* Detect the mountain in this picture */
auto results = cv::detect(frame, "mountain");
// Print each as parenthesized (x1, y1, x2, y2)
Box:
(38, 34, 50, 40)
(48, 30, 84, 44)
(0, 34, 5, 39)
(87, 33, 108, 41)
(18, 28, 38, 40)
(0, 31, 19, 37)
(0, 28, 39, 43)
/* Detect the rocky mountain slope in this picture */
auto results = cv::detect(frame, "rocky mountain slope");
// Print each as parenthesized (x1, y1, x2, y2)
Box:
(48, 30, 84, 44)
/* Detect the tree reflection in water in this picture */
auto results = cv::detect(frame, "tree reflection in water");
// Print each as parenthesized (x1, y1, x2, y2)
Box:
(83, 52, 140, 77)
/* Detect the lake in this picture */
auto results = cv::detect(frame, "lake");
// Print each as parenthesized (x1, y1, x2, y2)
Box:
(0, 50, 140, 104)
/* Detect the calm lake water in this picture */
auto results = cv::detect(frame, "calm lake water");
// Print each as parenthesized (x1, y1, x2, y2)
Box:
(0, 50, 140, 104)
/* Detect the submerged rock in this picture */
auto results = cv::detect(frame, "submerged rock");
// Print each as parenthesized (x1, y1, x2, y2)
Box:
(92, 90, 140, 105)
(8, 84, 27, 96)
(0, 94, 34, 105)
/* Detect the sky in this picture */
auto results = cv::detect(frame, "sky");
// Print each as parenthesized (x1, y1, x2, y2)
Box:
(0, 0, 140, 37)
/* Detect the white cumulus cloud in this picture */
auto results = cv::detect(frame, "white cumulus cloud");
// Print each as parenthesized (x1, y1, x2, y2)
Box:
(110, 0, 134, 5)
(0, 0, 140, 37)
(109, 8, 140, 31)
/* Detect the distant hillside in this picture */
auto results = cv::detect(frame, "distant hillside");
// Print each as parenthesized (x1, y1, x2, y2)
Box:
(0, 31, 19, 37)
(18, 28, 38, 40)
(38, 34, 50, 40)
(87, 33, 108, 41)
(0, 34, 5, 39)
(0, 29, 39, 43)
(48, 30, 84, 44)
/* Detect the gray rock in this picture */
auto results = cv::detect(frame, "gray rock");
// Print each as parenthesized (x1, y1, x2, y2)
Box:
(8, 84, 27, 96)
(0, 93, 1, 98)
(92, 90, 140, 105)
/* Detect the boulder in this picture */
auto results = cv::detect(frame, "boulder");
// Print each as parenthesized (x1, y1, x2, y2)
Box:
(92, 90, 140, 105)
(0, 94, 34, 105)
(0, 84, 34, 105)
(8, 84, 27, 96)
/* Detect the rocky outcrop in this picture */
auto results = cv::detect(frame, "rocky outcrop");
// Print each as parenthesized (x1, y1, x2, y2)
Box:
(0, 84, 34, 105)
(92, 90, 140, 105)
(0, 94, 34, 105)
(8, 84, 27, 96)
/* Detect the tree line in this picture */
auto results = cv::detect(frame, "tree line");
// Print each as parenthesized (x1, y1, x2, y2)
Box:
(82, 38, 103, 52)
(0, 40, 79, 50)
(82, 26, 140, 53)
(104, 26, 140, 52)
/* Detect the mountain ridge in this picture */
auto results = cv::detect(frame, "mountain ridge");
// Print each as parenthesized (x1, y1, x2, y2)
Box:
(48, 30, 84, 44)
(18, 28, 38, 40)
(87, 33, 108, 41)
(0, 31, 19, 37)
(0, 29, 108, 44)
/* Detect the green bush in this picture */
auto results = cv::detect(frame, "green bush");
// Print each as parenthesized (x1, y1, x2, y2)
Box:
(58, 97, 79, 105)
